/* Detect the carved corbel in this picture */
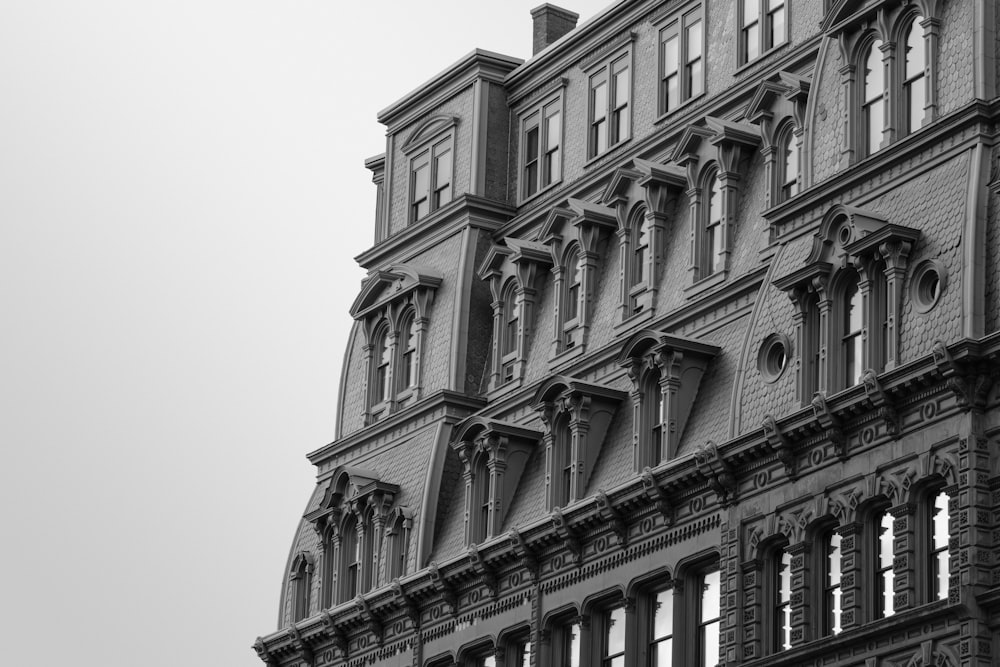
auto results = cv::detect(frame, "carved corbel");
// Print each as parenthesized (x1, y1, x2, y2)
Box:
(550, 507, 583, 566)
(253, 638, 279, 667)
(508, 528, 540, 584)
(862, 369, 899, 435)
(391, 579, 421, 629)
(694, 441, 737, 506)
(811, 393, 847, 461)
(319, 611, 349, 659)
(640, 467, 674, 524)
(762, 414, 796, 480)
(353, 595, 384, 646)
(467, 544, 499, 599)
(595, 489, 628, 546)
(932, 340, 968, 406)
(427, 562, 458, 615)
(287, 625, 314, 667)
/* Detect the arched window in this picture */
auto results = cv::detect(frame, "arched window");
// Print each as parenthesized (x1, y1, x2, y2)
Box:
(803, 292, 821, 400)
(862, 40, 885, 156)
(385, 513, 408, 581)
(929, 489, 950, 601)
(556, 416, 573, 507)
(371, 323, 391, 407)
(631, 213, 650, 296)
(290, 555, 312, 622)
(473, 454, 491, 543)
(772, 547, 792, 652)
(399, 311, 418, 392)
(321, 527, 336, 607)
(903, 16, 926, 135)
(562, 244, 583, 348)
(702, 170, 723, 277)
(696, 567, 722, 666)
(778, 124, 799, 201)
(501, 282, 519, 382)
(646, 370, 665, 465)
(875, 508, 895, 618)
(841, 273, 863, 389)
(340, 514, 359, 603)
(822, 529, 843, 635)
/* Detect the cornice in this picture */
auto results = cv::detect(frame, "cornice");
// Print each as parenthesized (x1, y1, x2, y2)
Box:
(307, 390, 485, 466)
(355, 195, 516, 271)
(377, 49, 523, 130)
(261, 334, 1000, 664)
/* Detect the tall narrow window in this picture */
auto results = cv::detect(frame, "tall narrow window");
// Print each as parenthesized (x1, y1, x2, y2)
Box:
(876, 510, 895, 618)
(804, 293, 821, 400)
(741, 0, 786, 64)
(410, 153, 429, 221)
(557, 418, 573, 507)
(647, 372, 665, 465)
(522, 98, 562, 199)
(372, 324, 391, 407)
(863, 40, 885, 156)
(774, 550, 792, 652)
(742, 0, 760, 61)
(556, 621, 581, 667)
(563, 244, 582, 344)
(386, 514, 407, 581)
(433, 141, 452, 209)
(650, 587, 674, 666)
(930, 490, 950, 601)
(501, 284, 519, 382)
(510, 638, 530, 667)
(291, 557, 311, 622)
(903, 17, 926, 134)
(601, 607, 626, 667)
(474, 456, 491, 543)
(698, 568, 721, 667)
(340, 515, 359, 603)
(659, 6, 704, 115)
(410, 140, 453, 222)
(703, 172, 723, 277)
(589, 54, 630, 158)
(824, 532, 843, 635)
(630, 211, 651, 315)
(400, 313, 418, 391)
(842, 276, 863, 389)
(779, 126, 799, 201)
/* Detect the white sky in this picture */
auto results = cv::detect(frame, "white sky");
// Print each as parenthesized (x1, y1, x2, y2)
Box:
(0, 1, 611, 665)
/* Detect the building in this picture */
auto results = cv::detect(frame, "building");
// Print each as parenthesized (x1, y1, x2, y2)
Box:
(253, 1, 1000, 666)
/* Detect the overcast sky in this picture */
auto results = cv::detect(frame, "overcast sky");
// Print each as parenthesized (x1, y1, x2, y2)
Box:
(0, 1, 612, 665)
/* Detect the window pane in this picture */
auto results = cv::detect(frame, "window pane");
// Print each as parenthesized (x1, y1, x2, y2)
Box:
(653, 588, 674, 638)
(565, 622, 581, 667)
(905, 18, 925, 80)
(688, 58, 703, 98)
(701, 619, 719, 667)
(742, 0, 759, 27)
(546, 110, 561, 150)
(770, 7, 785, 47)
(745, 23, 760, 62)
(878, 512, 895, 617)
(663, 35, 678, 74)
(665, 73, 679, 111)
(606, 607, 626, 655)
(933, 491, 950, 600)
(865, 41, 884, 102)
(525, 125, 540, 161)
(686, 20, 702, 62)
(908, 76, 925, 134)
(701, 569, 721, 622)
(614, 67, 629, 107)
(413, 163, 429, 198)
(593, 81, 607, 120)
(826, 533, 842, 635)
(435, 148, 451, 189)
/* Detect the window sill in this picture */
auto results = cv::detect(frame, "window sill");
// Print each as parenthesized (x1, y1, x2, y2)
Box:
(654, 92, 705, 125)
(584, 137, 632, 168)
(614, 307, 653, 335)
(683, 270, 727, 299)
(518, 179, 563, 207)
(734, 41, 789, 76)
(487, 374, 523, 401)
(549, 342, 584, 368)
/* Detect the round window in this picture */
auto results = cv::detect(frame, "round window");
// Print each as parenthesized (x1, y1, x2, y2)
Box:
(910, 260, 945, 314)
(758, 334, 791, 383)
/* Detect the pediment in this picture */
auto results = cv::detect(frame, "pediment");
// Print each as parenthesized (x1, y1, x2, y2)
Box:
(532, 374, 627, 409)
(705, 116, 761, 149)
(672, 124, 714, 164)
(745, 78, 790, 123)
(805, 205, 890, 264)
(538, 204, 575, 244)
(602, 164, 644, 205)
(477, 243, 514, 280)
(350, 264, 443, 320)
(400, 114, 459, 154)
(602, 159, 687, 208)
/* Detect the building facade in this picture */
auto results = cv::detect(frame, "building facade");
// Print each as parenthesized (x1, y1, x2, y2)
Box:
(254, 1, 1000, 666)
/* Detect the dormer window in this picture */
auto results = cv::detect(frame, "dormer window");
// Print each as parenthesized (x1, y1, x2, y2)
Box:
(401, 115, 457, 223)
(350, 265, 441, 423)
(701, 168, 723, 277)
(778, 122, 799, 201)
(562, 243, 582, 342)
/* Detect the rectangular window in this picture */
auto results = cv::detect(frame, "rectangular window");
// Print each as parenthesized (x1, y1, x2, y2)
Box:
(774, 550, 792, 652)
(521, 97, 562, 199)
(930, 491, 950, 601)
(876, 511, 895, 618)
(697, 568, 721, 667)
(659, 6, 704, 116)
(741, 0, 786, 64)
(588, 53, 630, 158)
(555, 621, 581, 667)
(409, 139, 453, 222)
(824, 532, 842, 635)
(649, 587, 673, 666)
(601, 607, 626, 667)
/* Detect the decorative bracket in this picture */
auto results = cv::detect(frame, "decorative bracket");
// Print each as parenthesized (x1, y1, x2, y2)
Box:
(253, 638, 279, 667)
(319, 611, 349, 659)
(508, 528, 540, 584)
(862, 370, 899, 435)
(932, 340, 968, 406)
(427, 562, 459, 615)
(550, 507, 583, 566)
(811, 393, 847, 461)
(287, 625, 314, 667)
(762, 414, 796, 480)
(694, 441, 737, 506)
(391, 579, 421, 629)
(640, 467, 674, 524)
(354, 595, 384, 646)
(467, 544, 499, 598)
(595, 489, 628, 546)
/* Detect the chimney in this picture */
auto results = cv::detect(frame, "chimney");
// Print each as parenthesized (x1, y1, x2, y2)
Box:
(530, 4, 579, 55)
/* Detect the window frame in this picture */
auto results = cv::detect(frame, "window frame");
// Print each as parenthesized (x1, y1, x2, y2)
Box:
(407, 134, 454, 224)
(369, 320, 392, 420)
(770, 545, 792, 654)
(561, 242, 584, 349)
(643, 582, 675, 667)
(500, 280, 520, 384)
(872, 506, 896, 620)
(290, 554, 313, 623)
(657, 3, 705, 118)
(925, 487, 951, 603)
(398, 309, 419, 399)
(900, 12, 928, 136)
(776, 121, 800, 202)
(698, 167, 723, 280)
(860, 37, 886, 158)
(519, 93, 564, 202)
(339, 513, 360, 604)
(548, 615, 582, 667)
(739, 0, 787, 66)
(819, 528, 843, 637)
(627, 206, 652, 317)
(587, 49, 632, 160)
(598, 604, 627, 667)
